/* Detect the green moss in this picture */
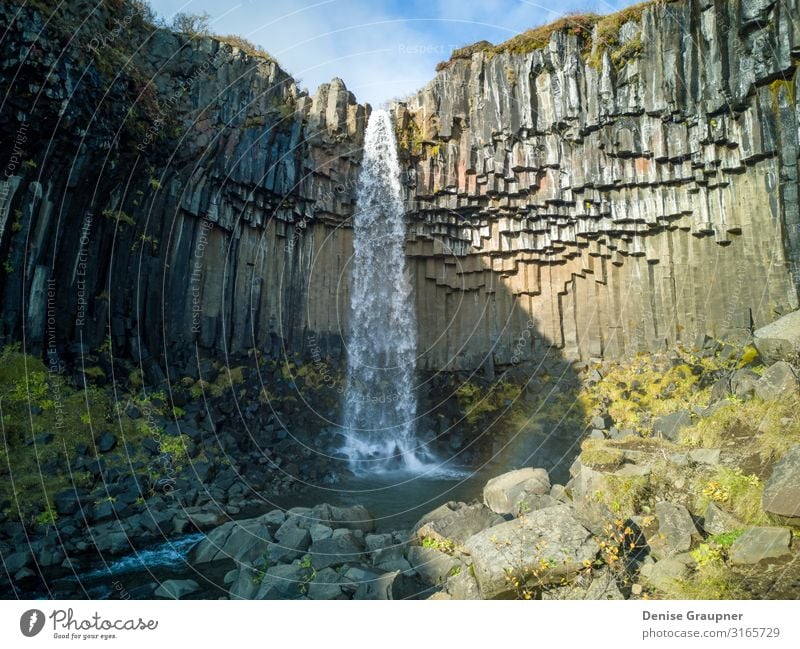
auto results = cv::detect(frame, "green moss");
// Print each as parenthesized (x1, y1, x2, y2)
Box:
(581, 439, 625, 470)
(593, 474, 649, 517)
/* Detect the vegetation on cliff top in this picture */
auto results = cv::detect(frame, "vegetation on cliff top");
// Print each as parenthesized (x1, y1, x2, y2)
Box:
(435, 1, 675, 72)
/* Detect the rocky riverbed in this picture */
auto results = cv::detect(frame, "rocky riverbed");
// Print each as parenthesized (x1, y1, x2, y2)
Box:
(3, 318, 799, 599)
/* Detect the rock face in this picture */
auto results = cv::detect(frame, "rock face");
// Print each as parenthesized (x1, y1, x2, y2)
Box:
(2, 0, 800, 372)
(394, 0, 800, 368)
(0, 2, 365, 366)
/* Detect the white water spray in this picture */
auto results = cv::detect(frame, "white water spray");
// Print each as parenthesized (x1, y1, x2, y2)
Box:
(340, 109, 426, 472)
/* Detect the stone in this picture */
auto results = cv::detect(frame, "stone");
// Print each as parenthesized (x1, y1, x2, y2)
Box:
(413, 501, 503, 545)
(652, 411, 692, 441)
(52, 490, 80, 516)
(307, 567, 344, 600)
(376, 558, 415, 575)
(689, 448, 721, 465)
(406, 546, 461, 586)
(366, 533, 404, 565)
(639, 558, 690, 592)
(753, 310, 800, 364)
(193, 518, 272, 565)
(702, 503, 743, 536)
(464, 506, 598, 599)
(308, 535, 362, 570)
(541, 568, 623, 600)
(730, 527, 792, 565)
(446, 568, 481, 599)
(308, 503, 374, 532)
(651, 502, 698, 558)
(3, 550, 31, 575)
(309, 523, 333, 542)
(260, 510, 286, 527)
(254, 563, 304, 599)
(755, 362, 799, 401)
(354, 570, 419, 600)
(154, 579, 199, 599)
(730, 369, 759, 399)
(762, 445, 800, 522)
(482, 468, 551, 515)
(96, 431, 117, 453)
(271, 525, 311, 564)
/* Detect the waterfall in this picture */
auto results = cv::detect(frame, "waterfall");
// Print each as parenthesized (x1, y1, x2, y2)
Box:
(340, 109, 426, 472)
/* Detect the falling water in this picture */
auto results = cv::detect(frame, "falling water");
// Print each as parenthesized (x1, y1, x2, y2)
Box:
(341, 109, 425, 472)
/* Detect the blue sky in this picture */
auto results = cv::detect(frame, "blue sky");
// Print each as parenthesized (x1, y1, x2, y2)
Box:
(148, 0, 638, 105)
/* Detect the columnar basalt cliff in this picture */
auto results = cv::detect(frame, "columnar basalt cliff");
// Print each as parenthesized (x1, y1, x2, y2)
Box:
(2, 0, 800, 376)
(0, 1, 366, 377)
(396, 0, 800, 369)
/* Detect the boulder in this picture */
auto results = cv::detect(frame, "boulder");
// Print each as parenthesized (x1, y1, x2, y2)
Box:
(307, 567, 344, 600)
(652, 410, 692, 441)
(366, 533, 404, 565)
(3, 550, 31, 575)
(762, 445, 800, 522)
(689, 448, 721, 466)
(639, 557, 690, 592)
(730, 527, 792, 565)
(271, 524, 311, 564)
(96, 431, 117, 453)
(254, 563, 304, 599)
(754, 362, 799, 401)
(650, 502, 698, 558)
(154, 579, 199, 599)
(308, 534, 363, 570)
(753, 310, 800, 364)
(406, 546, 461, 585)
(192, 518, 272, 565)
(730, 369, 759, 399)
(413, 501, 503, 545)
(464, 506, 598, 599)
(702, 503, 742, 536)
(482, 468, 550, 515)
(446, 568, 481, 599)
(354, 570, 419, 600)
(308, 504, 374, 532)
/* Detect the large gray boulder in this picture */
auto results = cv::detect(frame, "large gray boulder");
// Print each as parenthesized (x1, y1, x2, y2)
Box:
(730, 527, 792, 565)
(307, 504, 374, 532)
(762, 445, 800, 522)
(650, 502, 699, 559)
(307, 567, 344, 600)
(754, 310, 800, 364)
(702, 503, 742, 536)
(639, 557, 691, 592)
(309, 534, 363, 570)
(271, 522, 311, 563)
(482, 468, 550, 515)
(754, 362, 799, 401)
(192, 517, 272, 565)
(406, 546, 461, 586)
(413, 501, 503, 545)
(464, 505, 598, 599)
(254, 563, 305, 599)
